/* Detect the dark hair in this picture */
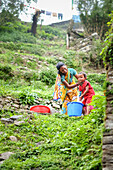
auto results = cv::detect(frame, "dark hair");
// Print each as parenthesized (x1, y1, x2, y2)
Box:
(56, 62, 65, 70)
(79, 72, 87, 78)
(56, 62, 65, 76)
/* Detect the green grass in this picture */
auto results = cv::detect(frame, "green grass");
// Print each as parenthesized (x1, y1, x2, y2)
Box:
(0, 21, 106, 169)
(0, 95, 105, 169)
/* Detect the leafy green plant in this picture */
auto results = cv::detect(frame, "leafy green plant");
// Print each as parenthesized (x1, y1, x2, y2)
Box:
(23, 72, 39, 82)
(0, 42, 21, 50)
(0, 95, 105, 169)
(38, 65, 57, 85)
(18, 90, 38, 105)
(100, 12, 113, 67)
(64, 51, 82, 71)
(14, 56, 24, 65)
(0, 64, 13, 80)
(87, 73, 106, 84)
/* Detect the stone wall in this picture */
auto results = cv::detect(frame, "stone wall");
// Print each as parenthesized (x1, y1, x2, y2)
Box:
(67, 32, 99, 53)
(0, 96, 62, 115)
(102, 66, 113, 170)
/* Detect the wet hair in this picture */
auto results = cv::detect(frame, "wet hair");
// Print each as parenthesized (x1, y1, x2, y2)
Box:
(79, 72, 87, 78)
(56, 62, 65, 75)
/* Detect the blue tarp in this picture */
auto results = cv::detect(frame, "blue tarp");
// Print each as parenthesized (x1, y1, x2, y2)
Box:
(72, 15, 81, 23)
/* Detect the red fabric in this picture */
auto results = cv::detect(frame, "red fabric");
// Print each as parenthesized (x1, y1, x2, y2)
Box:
(79, 80, 95, 105)
(84, 105, 94, 111)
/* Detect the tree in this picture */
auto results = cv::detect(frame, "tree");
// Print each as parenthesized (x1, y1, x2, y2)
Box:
(31, 10, 41, 36)
(0, 0, 31, 25)
(75, 0, 113, 38)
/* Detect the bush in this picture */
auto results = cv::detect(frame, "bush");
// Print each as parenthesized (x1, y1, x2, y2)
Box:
(0, 64, 13, 80)
(38, 30, 54, 40)
(64, 51, 82, 71)
(87, 73, 106, 84)
(42, 25, 61, 37)
(0, 42, 21, 50)
(18, 90, 38, 105)
(0, 42, 44, 56)
(24, 72, 39, 82)
(38, 65, 57, 85)
(0, 21, 29, 33)
(0, 31, 37, 44)
(20, 44, 45, 56)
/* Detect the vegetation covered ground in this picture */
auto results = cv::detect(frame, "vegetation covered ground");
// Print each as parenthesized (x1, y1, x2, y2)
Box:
(0, 21, 106, 169)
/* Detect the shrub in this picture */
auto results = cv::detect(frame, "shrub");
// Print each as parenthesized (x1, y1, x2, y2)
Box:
(0, 42, 44, 56)
(0, 42, 21, 50)
(18, 90, 38, 105)
(64, 51, 82, 71)
(0, 64, 13, 80)
(41, 25, 61, 37)
(0, 21, 28, 33)
(24, 72, 39, 82)
(0, 31, 37, 44)
(14, 56, 24, 65)
(38, 65, 57, 85)
(87, 73, 106, 84)
(20, 44, 45, 56)
(38, 30, 54, 40)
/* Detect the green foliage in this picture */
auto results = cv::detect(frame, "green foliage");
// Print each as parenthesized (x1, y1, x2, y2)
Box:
(0, 21, 64, 43)
(0, 31, 37, 44)
(38, 30, 54, 40)
(86, 74, 106, 93)
(76, 0, 112, 37)
(23, 72, 39, 82)
(0, 1, 31, 24)
(42, 25, 62, 37)
(0, 42, 44, 56)
(14, 56, 24, 65)
(38, 65, 57, 85)
(87, 73, 106, 84)
(64, 51, 82, 72)
(100, 12, 113, 67)
(20, 44, 45, 55)
(0, 21, 28, 33)
(0, 42, 21, 50)
(89, 39, 104, 68)
(0, 64, 13, 80)
(90, 95, 106, 124)
(36, 25, 65, 40)
(18, 90, 38, 105)
(0, 95, 105, 169)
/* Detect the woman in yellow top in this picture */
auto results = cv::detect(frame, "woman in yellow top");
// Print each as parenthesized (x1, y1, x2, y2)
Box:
(53, 62, 80, 115)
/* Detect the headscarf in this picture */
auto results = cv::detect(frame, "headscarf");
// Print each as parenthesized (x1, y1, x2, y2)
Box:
(56, 62, 65, 70)
(56, 62, 65, 75)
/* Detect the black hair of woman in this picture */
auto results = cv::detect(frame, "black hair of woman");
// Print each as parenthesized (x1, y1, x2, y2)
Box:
(56, 62, 65, 70)
(56, 62, 65, 75)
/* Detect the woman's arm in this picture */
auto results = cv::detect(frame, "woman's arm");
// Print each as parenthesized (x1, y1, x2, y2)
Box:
(62, 80, 79, 89)
(74, 73, 82, 79)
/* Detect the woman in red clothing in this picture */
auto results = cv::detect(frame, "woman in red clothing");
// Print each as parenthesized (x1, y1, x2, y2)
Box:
(78, 72, 95, 115)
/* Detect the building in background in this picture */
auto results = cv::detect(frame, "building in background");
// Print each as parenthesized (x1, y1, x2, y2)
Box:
(19, 0, 81, 25)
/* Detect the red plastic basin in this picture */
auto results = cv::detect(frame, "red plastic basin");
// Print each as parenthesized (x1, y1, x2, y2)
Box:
(30, 105, 50, 113)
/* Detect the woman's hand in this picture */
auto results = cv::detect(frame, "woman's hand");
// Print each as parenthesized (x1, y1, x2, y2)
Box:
(79, 96, 82, 101)
(75, 82, 79, 86)
(62, 80, 79, 89)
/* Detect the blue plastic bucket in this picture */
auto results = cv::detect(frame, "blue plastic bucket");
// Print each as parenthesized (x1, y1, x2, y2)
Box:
(67, 102, 84, 117)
